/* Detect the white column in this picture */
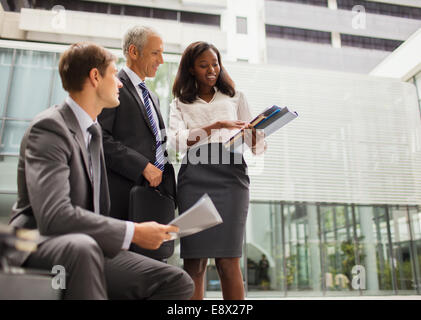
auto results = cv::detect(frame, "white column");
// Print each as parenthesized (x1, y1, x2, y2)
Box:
(327, 0, 338, 10)
(307, 204, 322, 291)
(359, 207, 380, 292)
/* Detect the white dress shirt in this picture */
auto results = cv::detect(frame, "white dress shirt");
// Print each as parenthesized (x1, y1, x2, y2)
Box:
(122, 65, 162, 140)
(168, 88, 253, 154)
(66, 96, 134, 250)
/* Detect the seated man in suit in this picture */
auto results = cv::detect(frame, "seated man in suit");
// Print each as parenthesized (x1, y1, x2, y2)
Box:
(7, 42, 194, 300)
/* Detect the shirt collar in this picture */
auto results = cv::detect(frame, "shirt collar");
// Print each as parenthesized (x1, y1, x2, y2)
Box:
(197, 86, 219, 103)
(123, 65, 144, 87)
(66, 96, 96, 140)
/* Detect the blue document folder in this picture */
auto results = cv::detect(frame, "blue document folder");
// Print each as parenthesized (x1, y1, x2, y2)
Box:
(224, 105, 298, 152)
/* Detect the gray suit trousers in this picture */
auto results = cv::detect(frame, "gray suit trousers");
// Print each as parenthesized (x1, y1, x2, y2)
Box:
(23, 234, 194, 300)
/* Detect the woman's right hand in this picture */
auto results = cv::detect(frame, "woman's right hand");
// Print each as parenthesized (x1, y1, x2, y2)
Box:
(217, 120, 247, 130)
(187, 120, 247, 147)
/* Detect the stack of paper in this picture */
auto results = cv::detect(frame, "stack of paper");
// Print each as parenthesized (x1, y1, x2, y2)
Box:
(167, 194, 223, 240)
(224, 105, 298, 152)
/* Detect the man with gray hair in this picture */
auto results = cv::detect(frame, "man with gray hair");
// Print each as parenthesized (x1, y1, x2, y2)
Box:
(98, 26, 177, 260)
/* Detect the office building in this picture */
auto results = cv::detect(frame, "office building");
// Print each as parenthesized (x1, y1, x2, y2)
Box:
(0, 0, 420, 298)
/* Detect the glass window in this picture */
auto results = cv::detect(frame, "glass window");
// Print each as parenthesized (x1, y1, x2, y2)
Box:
(408, 207, 421, 293)
(30, 0, 107, 13)
(145, 61, 178, 128)
(0, 156, 18, 193)
(1, 121, 29, 155)
(6, 50, 56, 119)
(246, 202, 283, 296)
(0, 193, 16, 224)
(321, 205, 358, 294)
(0, 156, 18, 224)
(337, 0, 421, 20)
(0, 50, 57, 155)
(152, 8, 177, 20)
(340, 34, 403, 52)
(49, 64, 68, 108)
(389, 206, 417, 292)
(180, 11, 220, 27)
(372, 207, 396, 292)
(109, 4, 122, 15)
(236, 17, 248, 35)
(265, 25, 331, 44)
(284, 203, 321, 294)
(267, 0, 328, 7)
(0, 48, 14, 118)
(124, 5, 151, 18)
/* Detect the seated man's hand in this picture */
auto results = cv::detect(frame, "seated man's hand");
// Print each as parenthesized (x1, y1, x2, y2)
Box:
(132, 222, 179, 250)
(142, 163, 163, 187)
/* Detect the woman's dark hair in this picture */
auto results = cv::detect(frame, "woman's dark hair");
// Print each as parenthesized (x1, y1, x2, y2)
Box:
(172, 41, 235, 104)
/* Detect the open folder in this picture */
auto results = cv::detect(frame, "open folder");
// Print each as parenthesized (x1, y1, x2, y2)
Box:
(224, 105, 298, 153)
(166, 194, 223, 240)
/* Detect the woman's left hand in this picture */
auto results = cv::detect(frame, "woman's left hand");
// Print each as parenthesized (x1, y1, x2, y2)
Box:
(244, 124, 266, 154)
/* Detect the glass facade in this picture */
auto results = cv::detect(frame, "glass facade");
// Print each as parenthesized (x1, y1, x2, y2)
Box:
(0, 44, 420, 297)
(0, 45, 177, 223)
(244, 202, 421, 297)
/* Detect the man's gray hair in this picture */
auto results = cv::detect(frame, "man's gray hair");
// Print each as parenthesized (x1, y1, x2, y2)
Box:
(122, 25, 160, 58)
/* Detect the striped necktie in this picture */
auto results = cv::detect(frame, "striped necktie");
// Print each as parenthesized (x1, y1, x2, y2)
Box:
(138, 82, 165, 171)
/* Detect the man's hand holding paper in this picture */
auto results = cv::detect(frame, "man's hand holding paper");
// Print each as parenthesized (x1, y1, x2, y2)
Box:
(166, 194, 223, 241)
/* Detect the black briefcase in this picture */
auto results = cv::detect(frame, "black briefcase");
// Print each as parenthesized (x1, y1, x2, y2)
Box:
(128, 185, 175, 260)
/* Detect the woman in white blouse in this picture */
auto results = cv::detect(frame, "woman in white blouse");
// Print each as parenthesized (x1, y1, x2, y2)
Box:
(169, 41, 265, 300)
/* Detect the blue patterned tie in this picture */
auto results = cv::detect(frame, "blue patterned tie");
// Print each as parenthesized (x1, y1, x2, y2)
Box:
(138, 82, 165, 172)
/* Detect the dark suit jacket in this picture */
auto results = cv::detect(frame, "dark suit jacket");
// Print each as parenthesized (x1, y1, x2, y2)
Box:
(98, 69, 176, 221)
(8, 103, 127, 266)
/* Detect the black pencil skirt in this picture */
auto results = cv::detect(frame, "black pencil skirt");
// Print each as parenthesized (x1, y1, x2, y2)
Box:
(177, 143, 250, 259)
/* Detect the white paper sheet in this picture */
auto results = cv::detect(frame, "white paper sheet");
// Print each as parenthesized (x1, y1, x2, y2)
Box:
(166, 194, 223, 240)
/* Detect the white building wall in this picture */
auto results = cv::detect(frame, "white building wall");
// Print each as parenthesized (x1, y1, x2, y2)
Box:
(222, 0, 266, 63)
(264, 1, 421, 73)
(265, 1, 421, 41)
(266, 37, 389, 73)
(17, 8, 227, 54)
(371, 28, 421, 80)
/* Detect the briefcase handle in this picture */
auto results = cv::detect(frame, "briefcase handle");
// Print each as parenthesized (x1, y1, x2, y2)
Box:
(138, 178, 175, 203)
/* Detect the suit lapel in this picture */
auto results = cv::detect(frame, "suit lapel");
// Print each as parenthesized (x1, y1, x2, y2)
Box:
(59, 103, 111, 215)
(119, 69, 156, 135)
(58, 103, 92, 187)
